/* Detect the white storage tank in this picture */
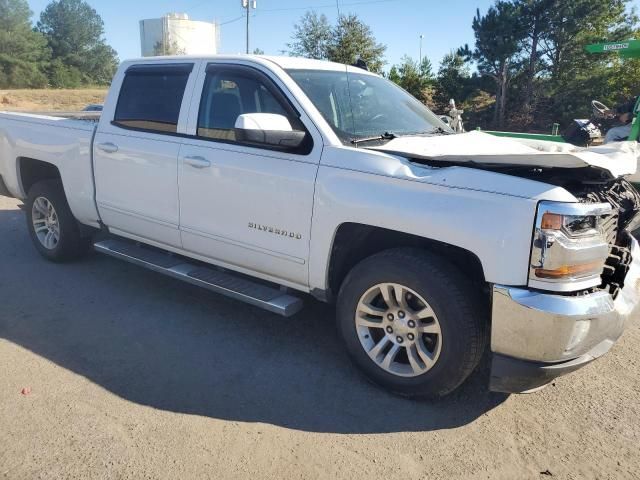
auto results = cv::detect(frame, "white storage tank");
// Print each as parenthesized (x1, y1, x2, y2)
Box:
(140, 13, 219, 57)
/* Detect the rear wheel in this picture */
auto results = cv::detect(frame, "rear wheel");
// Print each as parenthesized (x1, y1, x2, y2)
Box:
(25, 180, 90, 262)
(336, 248, 487, 398)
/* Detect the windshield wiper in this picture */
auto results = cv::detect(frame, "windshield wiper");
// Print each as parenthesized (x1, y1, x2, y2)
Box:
(350, 131, 397, 146)
(429, 126, 453, 135)
(404, 127, 453, 136)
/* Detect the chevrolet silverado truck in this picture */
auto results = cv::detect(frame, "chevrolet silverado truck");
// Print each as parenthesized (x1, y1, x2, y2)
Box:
(2, 56, 640, 398)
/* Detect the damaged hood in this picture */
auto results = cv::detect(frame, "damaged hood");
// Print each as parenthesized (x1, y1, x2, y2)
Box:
(369, 130, 639, 179)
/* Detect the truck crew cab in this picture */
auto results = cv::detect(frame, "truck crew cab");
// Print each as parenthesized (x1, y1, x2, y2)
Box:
(2, 55, 640, 397)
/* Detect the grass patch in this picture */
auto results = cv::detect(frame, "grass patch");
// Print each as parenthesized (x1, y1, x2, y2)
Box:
(0, 88, 108, 112)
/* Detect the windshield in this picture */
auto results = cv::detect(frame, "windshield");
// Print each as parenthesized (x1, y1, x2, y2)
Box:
(286, 68, 450, 145)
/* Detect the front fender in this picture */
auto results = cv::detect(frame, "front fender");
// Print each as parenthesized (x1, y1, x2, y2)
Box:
(308, 146, 576, 291)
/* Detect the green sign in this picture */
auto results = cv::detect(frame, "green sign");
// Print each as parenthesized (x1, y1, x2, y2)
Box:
(585, 40, 640, 59)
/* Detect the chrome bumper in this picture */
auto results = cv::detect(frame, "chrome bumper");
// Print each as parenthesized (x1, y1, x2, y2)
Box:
(490, 235, 640, 393)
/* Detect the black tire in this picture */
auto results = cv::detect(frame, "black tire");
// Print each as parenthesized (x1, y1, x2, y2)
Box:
(25, 179, 90, 262)
(336, 247, 488, 398)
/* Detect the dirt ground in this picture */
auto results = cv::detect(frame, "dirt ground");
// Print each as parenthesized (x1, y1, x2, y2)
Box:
(0, 89, 107, 112)
(0, 194, 639, 480)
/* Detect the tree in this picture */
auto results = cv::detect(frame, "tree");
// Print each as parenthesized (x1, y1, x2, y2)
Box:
(388, 55, 434, 104)
(435, 52, 470, 110)
(288, 11, 332, 59)
(515, 0, 554, 114)
(288, 11, 386, 72)
(37, 0, 118, 86)
(460, 2, 526, 128)
(387, 65, 400, 84)
(0, 0, 49, 88)
(510, 0, 635, 126)
(541, 0, 632, 83)
(539, 0, 636, 124)
(327, 13, 386, 73)
(391, 0, 639, 132)
(252, 47, 265, 55)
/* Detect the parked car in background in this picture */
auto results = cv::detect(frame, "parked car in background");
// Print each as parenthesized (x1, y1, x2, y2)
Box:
(82, 104, 103, 112)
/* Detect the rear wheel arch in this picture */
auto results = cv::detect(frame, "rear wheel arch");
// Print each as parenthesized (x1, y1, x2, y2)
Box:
(17, 157, 62, 198)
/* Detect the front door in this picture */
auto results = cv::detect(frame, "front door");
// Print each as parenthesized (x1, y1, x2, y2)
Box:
(178, 63, 322, 287)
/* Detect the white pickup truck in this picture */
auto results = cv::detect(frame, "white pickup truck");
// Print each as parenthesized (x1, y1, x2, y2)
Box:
(2, 55, 640, 397)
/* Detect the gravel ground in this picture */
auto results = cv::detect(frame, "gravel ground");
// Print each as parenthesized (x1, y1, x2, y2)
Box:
(1, 194, 639, 480)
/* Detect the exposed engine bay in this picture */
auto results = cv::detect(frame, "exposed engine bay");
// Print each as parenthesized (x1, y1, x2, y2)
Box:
(408, 157, 640, 297)
(468, 164, 640, 235)
(373, 130, 640, 296)
(576, 177, 640, 296)
(408, 158, 640, 231)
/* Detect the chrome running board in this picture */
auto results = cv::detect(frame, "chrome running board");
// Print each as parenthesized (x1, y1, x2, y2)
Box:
(94, 239, 303, 317)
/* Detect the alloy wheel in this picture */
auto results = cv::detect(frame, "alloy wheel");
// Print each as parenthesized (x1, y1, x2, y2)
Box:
(32, 196, 60, 250)
(355, 282, 442, 377)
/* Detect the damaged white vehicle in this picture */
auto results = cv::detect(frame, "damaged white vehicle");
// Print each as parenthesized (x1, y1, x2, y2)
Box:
(1, 56, 640, 397)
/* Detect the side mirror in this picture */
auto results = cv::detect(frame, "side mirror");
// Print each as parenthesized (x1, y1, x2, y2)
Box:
(234, 113, 307, 150)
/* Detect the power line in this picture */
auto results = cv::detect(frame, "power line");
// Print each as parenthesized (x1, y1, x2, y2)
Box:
(189, 0, 403, 23)
(219, 14, 246, 25)
(259, 0, 404, 14)
(161, 0, 406, 57)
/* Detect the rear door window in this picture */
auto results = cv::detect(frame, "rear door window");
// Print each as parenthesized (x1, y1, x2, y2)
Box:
(114, 63, 193, 134)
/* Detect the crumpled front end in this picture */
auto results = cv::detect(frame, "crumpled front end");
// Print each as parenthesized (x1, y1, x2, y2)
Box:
(488, 174, 640, 393)
(372, 130, 640, 180)
(489, 230, 640, 393)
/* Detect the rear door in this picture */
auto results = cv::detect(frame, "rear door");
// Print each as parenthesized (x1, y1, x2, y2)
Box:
(178, 62, 323, 287)
(94, 62, 197, 247)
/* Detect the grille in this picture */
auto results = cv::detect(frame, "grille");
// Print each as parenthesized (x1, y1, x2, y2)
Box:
(599, 210, 632, 298)
(577, 179, 639, 297)
(600, 211, 619, 246)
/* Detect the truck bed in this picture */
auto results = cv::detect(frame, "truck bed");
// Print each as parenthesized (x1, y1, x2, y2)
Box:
(0, 111, 101, 227)
(5, 111, 101, 122)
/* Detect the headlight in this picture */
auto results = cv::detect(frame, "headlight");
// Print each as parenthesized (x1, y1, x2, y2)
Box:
(529, 201, 615, 292)
(540, 212, 598, 236)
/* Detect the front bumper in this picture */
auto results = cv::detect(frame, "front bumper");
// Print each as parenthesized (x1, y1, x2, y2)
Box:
(489, 234, 640, 393)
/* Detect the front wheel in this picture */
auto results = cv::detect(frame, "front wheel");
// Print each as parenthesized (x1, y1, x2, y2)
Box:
(336, 248, 487, 398)
(25, 180, 90, 262)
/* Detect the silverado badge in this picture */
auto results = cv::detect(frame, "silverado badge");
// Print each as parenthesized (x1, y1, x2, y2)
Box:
(248, 222, 302, 240)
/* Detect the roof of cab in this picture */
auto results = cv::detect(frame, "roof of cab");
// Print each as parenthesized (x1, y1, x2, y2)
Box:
(120, 54, 377, 75)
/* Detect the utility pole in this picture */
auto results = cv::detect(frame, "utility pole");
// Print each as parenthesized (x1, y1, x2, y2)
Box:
(419, 34, 424, 65)
(242, 0, 256, 54)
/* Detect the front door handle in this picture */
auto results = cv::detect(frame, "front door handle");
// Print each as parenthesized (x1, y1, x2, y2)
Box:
(184, 155, 211, 169)
(96, 142, 119, 153)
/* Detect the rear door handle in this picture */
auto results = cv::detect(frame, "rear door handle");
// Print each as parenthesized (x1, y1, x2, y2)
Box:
(184, 155, 211, 169)
(96, 142, 119, 153)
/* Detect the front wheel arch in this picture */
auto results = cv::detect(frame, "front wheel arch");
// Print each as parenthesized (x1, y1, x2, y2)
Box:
(326, 222, 487, 301)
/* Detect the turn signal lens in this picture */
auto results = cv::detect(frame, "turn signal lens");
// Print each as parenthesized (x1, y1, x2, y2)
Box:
(541, 212, 563, 230)
(534, 261, 603, 279)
